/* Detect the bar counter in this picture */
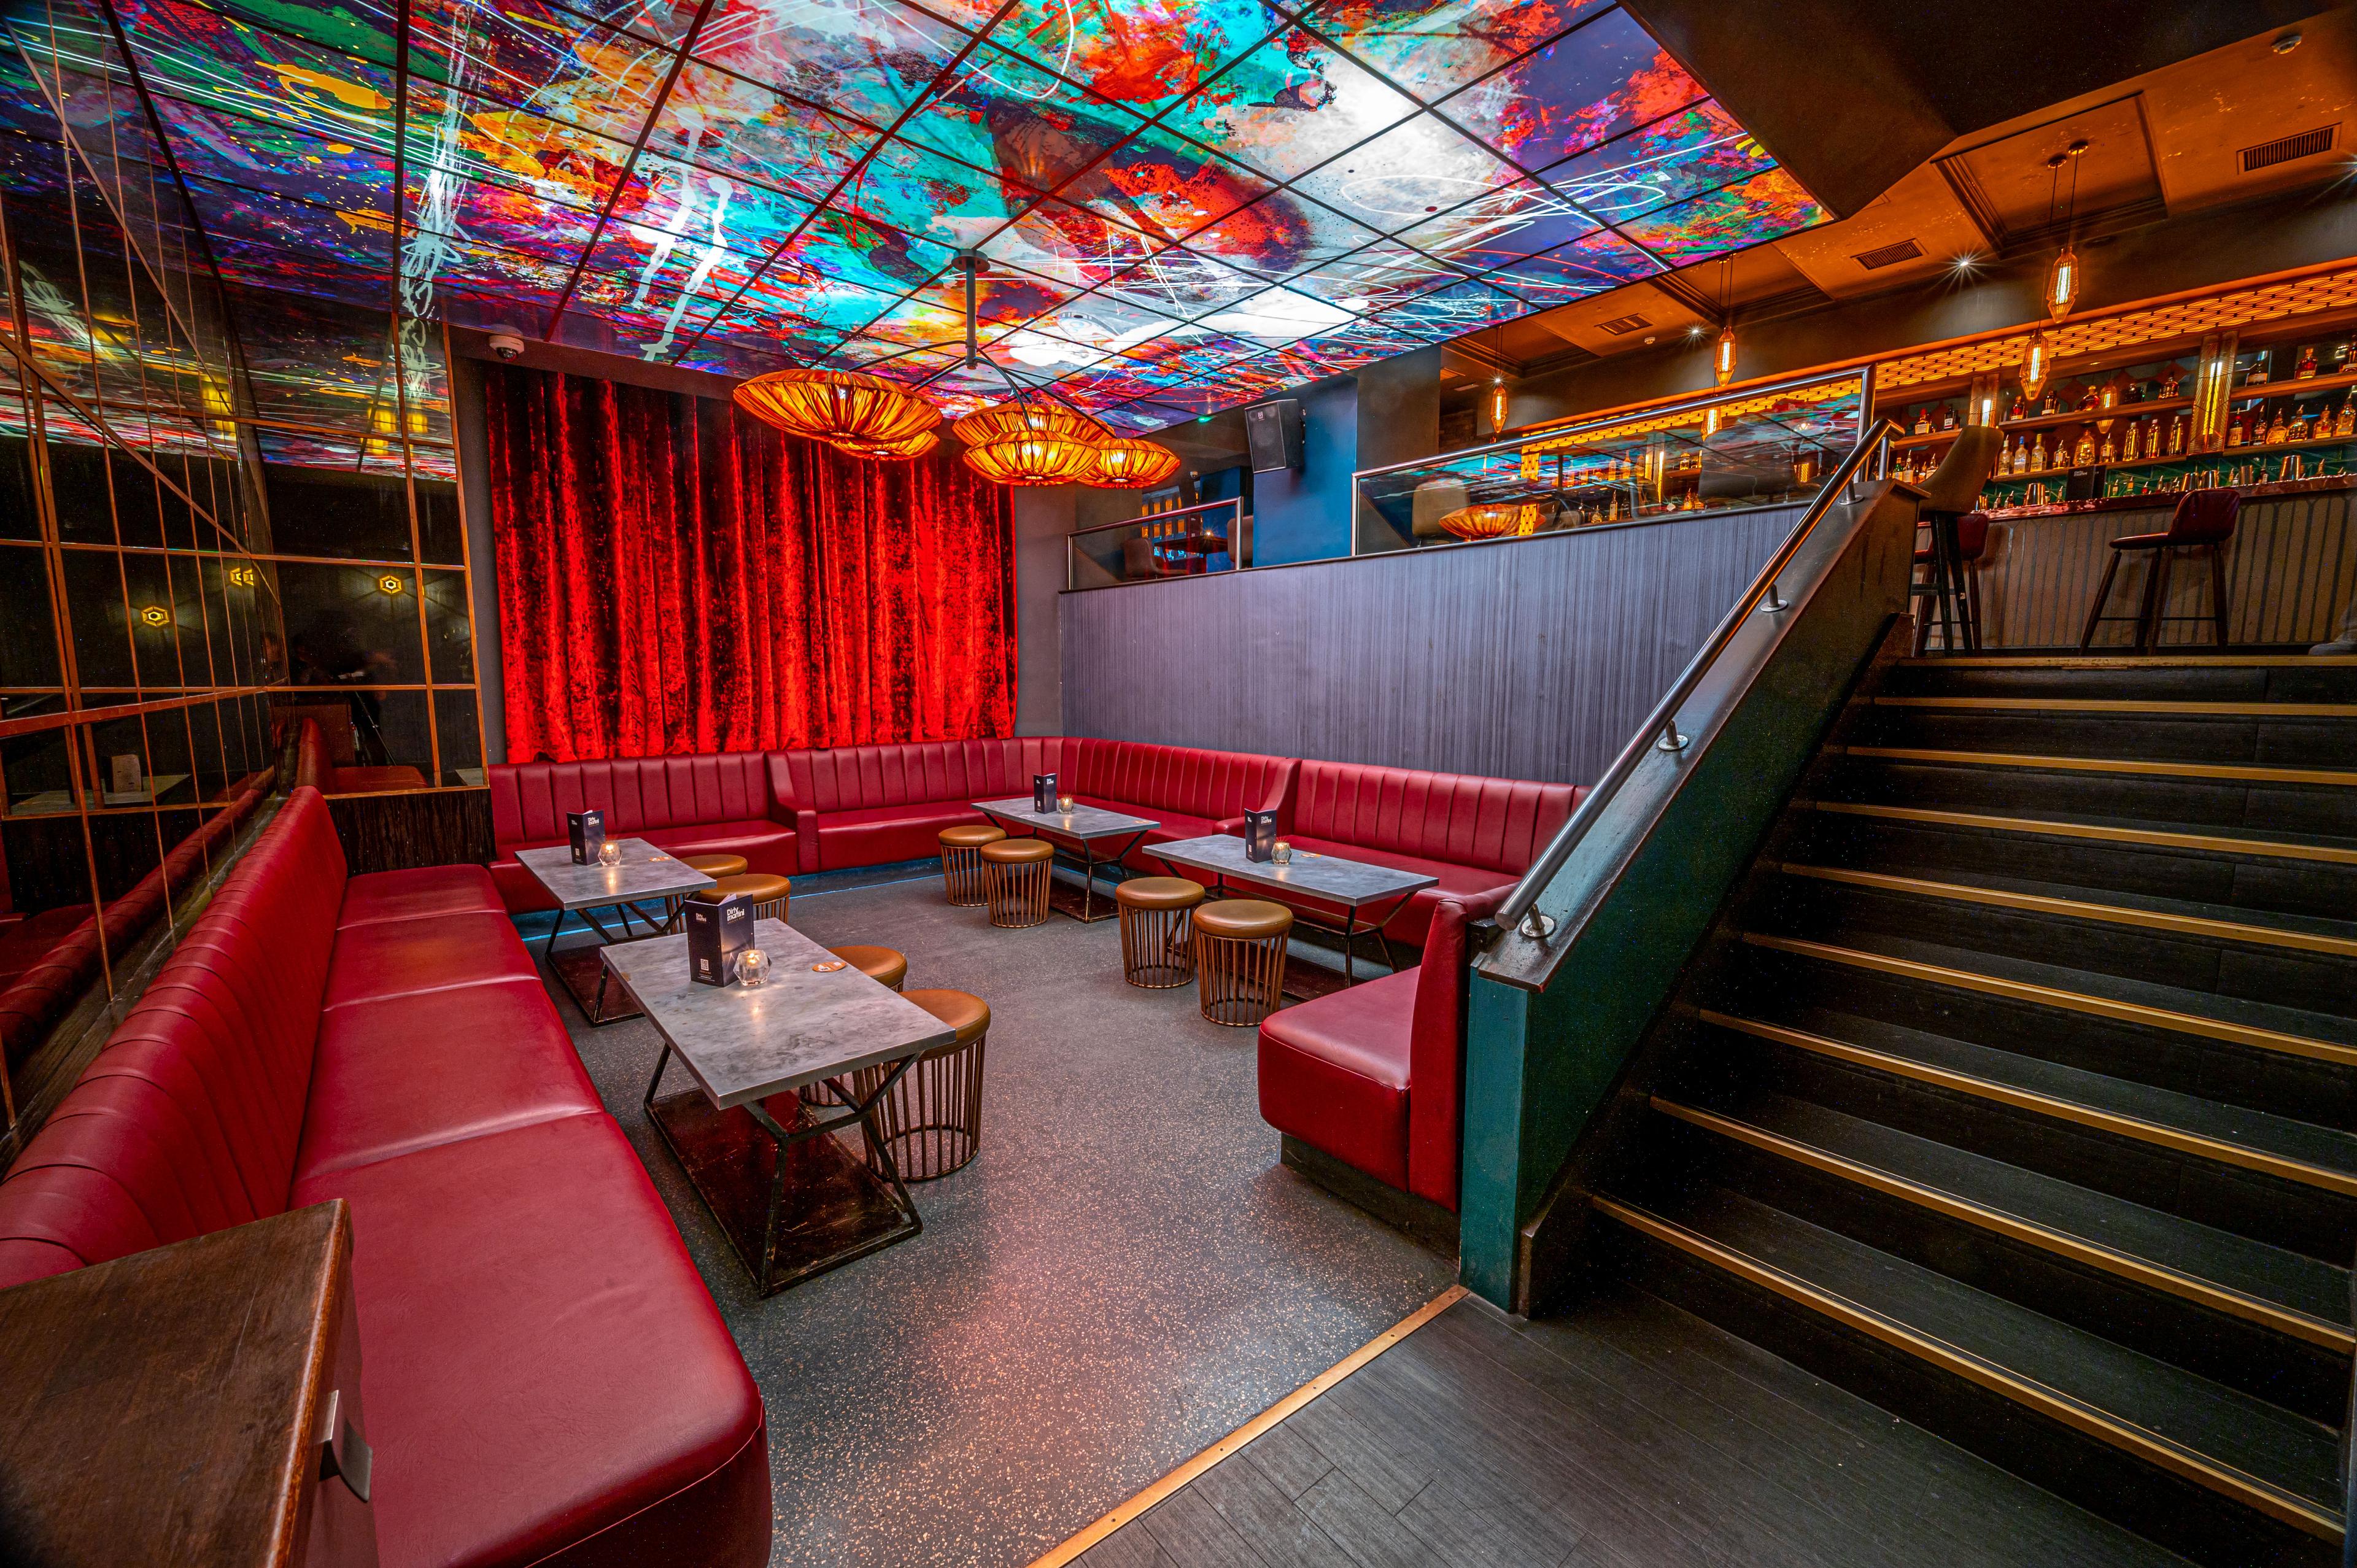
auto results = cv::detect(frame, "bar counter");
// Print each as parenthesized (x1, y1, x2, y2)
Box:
(1957, 474, 2355, 647)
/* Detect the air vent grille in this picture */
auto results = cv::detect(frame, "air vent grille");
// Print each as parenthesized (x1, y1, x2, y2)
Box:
(1851, 239, 1924, 271)
(1596, 313, 1650, 336)
(2241, 125, 2336, 171)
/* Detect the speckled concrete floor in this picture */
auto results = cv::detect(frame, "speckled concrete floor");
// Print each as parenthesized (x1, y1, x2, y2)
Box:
(534, 868, 1457, 1568)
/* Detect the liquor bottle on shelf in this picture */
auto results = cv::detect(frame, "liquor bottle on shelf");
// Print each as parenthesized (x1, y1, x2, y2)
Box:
(2160, 365, 2182, 398)
(2336, 395, 2355, 438)
(1937, 406, 1957, 432)
(1912, 406, 1931, 435)
(2028, 438, 2046, 473)
(2266, 409, 2288, 444)
(2297, 344, 2318, 380)
(2040, 389, 2059, 416)
(2227, 411, 2248, 447)
(2011, 437, 2029, 474)
(2169, 415, 2187, 455)
(2073, 427, 2097, 466)
(2248, 353, 2270, 386)
(2123, 421, 2141, 461)
(2099, 428, 2116, 465)
(2008, 393, 2027, 420)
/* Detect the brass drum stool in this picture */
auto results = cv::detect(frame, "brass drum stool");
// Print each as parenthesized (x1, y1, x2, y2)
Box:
(980, 837, 1053, 928)
(1191, 899, 1292, 1026)
(708, 871, 790, 923)
(678, 852, 749, 880)
(1116, 877, 1204, 989)
(939, 824, 1006, 905)
(854, 988, 989, 1181)
(828, 944, 908, 991)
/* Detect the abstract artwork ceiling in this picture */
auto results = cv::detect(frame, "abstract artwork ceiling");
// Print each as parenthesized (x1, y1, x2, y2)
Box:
(1, 0, 1826, 439)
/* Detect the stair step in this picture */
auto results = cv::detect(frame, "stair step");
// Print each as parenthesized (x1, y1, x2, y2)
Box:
(1772, 861, 2357, 959)
(1887, 654, 2357, 706)
(1650, 1092, 2351, 1351)
(1808, 800, 2357, 866)
(1593, 1188, 2345, 1542)
(1838, 744, 2357, 790)
(1743, 930, 2357, 1064)
(1876, 697, 2357, 720)
(1853, 707, 2357, 773)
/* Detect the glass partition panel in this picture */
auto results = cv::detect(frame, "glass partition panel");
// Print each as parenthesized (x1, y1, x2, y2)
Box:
(1067, 498, 1245, 589)
(1354, 371, 1868, 554)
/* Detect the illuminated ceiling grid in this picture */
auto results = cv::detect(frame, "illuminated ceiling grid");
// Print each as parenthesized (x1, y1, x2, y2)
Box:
(1, 0, 1828, 434)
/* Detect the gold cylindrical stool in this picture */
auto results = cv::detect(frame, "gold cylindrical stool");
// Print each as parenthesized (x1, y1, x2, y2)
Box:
(1116, 876, 1204, 989)
(939, 824, 1007, 905)
(829, 944, 907, 991)
(980, 837, 1053, 928)
(707, 871, 790, 924)
(1192, 899, 1291, 1026)
(679, 852, 749, 879)
(856, 988, 989, 1181)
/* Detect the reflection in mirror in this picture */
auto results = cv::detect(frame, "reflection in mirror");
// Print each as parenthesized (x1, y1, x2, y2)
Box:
(435, 689, 484, 786)
(425, 568, 473, 684)
(279, 561, 424, 686)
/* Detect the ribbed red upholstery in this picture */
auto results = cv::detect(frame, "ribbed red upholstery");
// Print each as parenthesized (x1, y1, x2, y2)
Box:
(777, 738, 1077, 871)
(1265, 760, 1582, 943)
(1073, 741, 1296, 858)
(489, 752, 794, 909)
(1257, 885, 1507, 1213)
(0, 787, 770, 1568)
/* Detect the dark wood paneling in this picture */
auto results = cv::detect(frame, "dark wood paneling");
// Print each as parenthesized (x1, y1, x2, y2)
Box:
(1059, 508, 1799, 784)
(323, 787, 493, 873)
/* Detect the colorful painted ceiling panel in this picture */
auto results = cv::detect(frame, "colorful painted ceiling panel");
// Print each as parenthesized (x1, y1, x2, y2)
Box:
(1, 0, 1827, 433)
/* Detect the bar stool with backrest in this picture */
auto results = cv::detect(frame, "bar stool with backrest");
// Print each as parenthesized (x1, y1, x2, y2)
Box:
(2080, 486, 2241, 651)
(1910, 424, 2005, 654)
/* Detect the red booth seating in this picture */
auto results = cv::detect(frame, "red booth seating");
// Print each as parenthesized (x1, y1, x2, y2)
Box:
(290, 716, 430, 793)
(1256, 884, 1509, 1216)
(489, 752, 797, 911)
(776, 738, 1078, 871)
(0, 789, 770, 1568)
(1069, 739, 1297, 867)
(1261, 760, 1582, 944)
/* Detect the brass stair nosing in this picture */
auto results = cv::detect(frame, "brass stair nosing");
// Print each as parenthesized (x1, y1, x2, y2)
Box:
(1875, 696, 2357, 718)
(1699, 1009, 2357, 1200)
(1805, 801, 2357, 867)
(1650, 1095, 2352, 1352)
(1834, 744, 2357, 789)
(1897, 654, 2357, 669)
(1591, 1194, 2345, 1541)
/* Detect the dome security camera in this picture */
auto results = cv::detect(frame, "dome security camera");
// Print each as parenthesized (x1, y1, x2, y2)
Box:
(486, 328, 527, 361)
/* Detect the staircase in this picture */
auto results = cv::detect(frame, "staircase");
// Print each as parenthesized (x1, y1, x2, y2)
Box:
(1588, 652, 2357, 1568)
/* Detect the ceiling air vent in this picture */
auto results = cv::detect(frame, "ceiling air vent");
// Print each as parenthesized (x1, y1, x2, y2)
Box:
(1596, 313, 1650, 336)
(2241, 125, 2336, 171)
(1851, 238, 1924, 271)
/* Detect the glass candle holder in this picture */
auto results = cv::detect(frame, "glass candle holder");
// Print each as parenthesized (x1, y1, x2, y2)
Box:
(1056, 795, 1075, 814)
(734, 947, 771, 989)
(597, 840, 623, 868)
(1272, 840, 1293, 865)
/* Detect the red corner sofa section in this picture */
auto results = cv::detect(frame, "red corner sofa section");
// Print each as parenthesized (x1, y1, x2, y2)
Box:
(490, 751, 797, 911)
(1256, 884, 1509, 1221)
(0, 788, 770, 1568)
(288, 715, 429, 793)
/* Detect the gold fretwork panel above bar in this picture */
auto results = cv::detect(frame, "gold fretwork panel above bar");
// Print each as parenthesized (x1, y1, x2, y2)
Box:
(1522, 374, 1866, 456)
(1879, 266, 2357, 391)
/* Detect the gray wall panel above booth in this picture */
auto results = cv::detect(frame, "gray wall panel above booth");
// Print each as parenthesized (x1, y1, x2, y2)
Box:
(1059, 504, 1802, 786)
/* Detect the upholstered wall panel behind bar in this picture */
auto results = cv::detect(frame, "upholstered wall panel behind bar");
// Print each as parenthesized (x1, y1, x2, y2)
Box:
(1059, 506, 1800, 786)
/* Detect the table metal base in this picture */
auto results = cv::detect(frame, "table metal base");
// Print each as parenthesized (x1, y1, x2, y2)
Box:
(539, 900, 682, 1025)
(1043, 830, 1151, 922)
(644, 1047, 922, 1296)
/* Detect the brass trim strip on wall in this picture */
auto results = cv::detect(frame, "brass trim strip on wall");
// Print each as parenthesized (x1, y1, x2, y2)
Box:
(1021, 1285, 1471, 1568)
(1837, 745, 2357, 789)
(1773, 862, 2357, 958)
(1701, 1010, 2357, 1199)
(1741, 934, 2357, 1068)
(1650, 1097, 2351, 1351)
(1808, 801, 2357, 867)
(1898, 655, 2357, 669)
(1875, 697, 2357, 718)
(1590, 1194, 2344, 1540)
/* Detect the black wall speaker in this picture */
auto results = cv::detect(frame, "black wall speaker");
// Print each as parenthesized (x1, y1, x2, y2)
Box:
(1245, 399, 1303, 473)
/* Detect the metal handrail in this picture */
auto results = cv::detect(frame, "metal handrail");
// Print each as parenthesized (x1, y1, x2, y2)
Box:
(1349, 366, 1868, 485)
(1067, 496, 1241, 538)
(1493, 417, 1899, 941)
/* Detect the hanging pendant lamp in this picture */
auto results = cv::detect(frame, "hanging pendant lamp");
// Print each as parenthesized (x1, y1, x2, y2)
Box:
(834, 428, 940, 461)
(1434, 501, 1542, 541)
(962, 431, 1102, 485)
(734, 368, 941, 446)
(2021, 328, 2054, 403)
(1082, 438, 1180, 489)
(951, 388, 1111, 448)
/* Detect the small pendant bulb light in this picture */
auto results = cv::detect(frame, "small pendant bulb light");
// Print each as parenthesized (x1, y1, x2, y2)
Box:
(2043, 141, 2088, 322)
(2021, 329, 2053, 403)
(1713, 257, 1736, 386)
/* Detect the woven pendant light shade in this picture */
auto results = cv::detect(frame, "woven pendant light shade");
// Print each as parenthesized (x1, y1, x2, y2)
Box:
(1082, 438, 1180, 489)
(834, 429, 939, 461)
(950, 389, 1110, 449)
(962, 432, 1101, 485)
(1436, 501, 1542, 541)
(733, 368, 941, 446)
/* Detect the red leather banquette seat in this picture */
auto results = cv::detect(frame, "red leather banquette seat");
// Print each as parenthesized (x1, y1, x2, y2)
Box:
(0, 789, 770, 1568)
(490, 751, 796, 911)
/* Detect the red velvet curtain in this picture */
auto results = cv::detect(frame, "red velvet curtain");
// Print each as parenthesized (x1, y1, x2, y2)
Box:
(484, 365, 1016, 763)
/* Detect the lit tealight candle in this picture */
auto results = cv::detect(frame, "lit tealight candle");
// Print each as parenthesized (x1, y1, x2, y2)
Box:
(1272, 840, 1293, 865)
(597, 840, 622, 868)
(1056, 795, 1075, 814)
(735, 948, 771, 988)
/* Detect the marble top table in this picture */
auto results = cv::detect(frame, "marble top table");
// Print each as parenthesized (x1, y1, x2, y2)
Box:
(515, 838, 714, 1027)
(972, 798, 1159, 922)
(1150, 833, 1438, 987)
(608, 918, 954, 1294)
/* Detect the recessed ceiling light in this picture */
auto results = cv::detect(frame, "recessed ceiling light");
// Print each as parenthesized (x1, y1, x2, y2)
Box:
(1951, 252, 1980, 270)
(2273, 31, 2302, 53)
(1687, 325, 1704, 337)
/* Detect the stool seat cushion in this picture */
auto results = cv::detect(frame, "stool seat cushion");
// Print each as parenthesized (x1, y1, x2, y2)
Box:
(702, 873, 791, 903)
(1118, 876, 1206, 911)
(904, 988, 989, 1045)
(829, 945, 907, 990)
(1194, 898, 1293, 940)
(981, 838, 1054, 864)
(938, 825, 1007, 848)
(679, 853, 750, 879)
